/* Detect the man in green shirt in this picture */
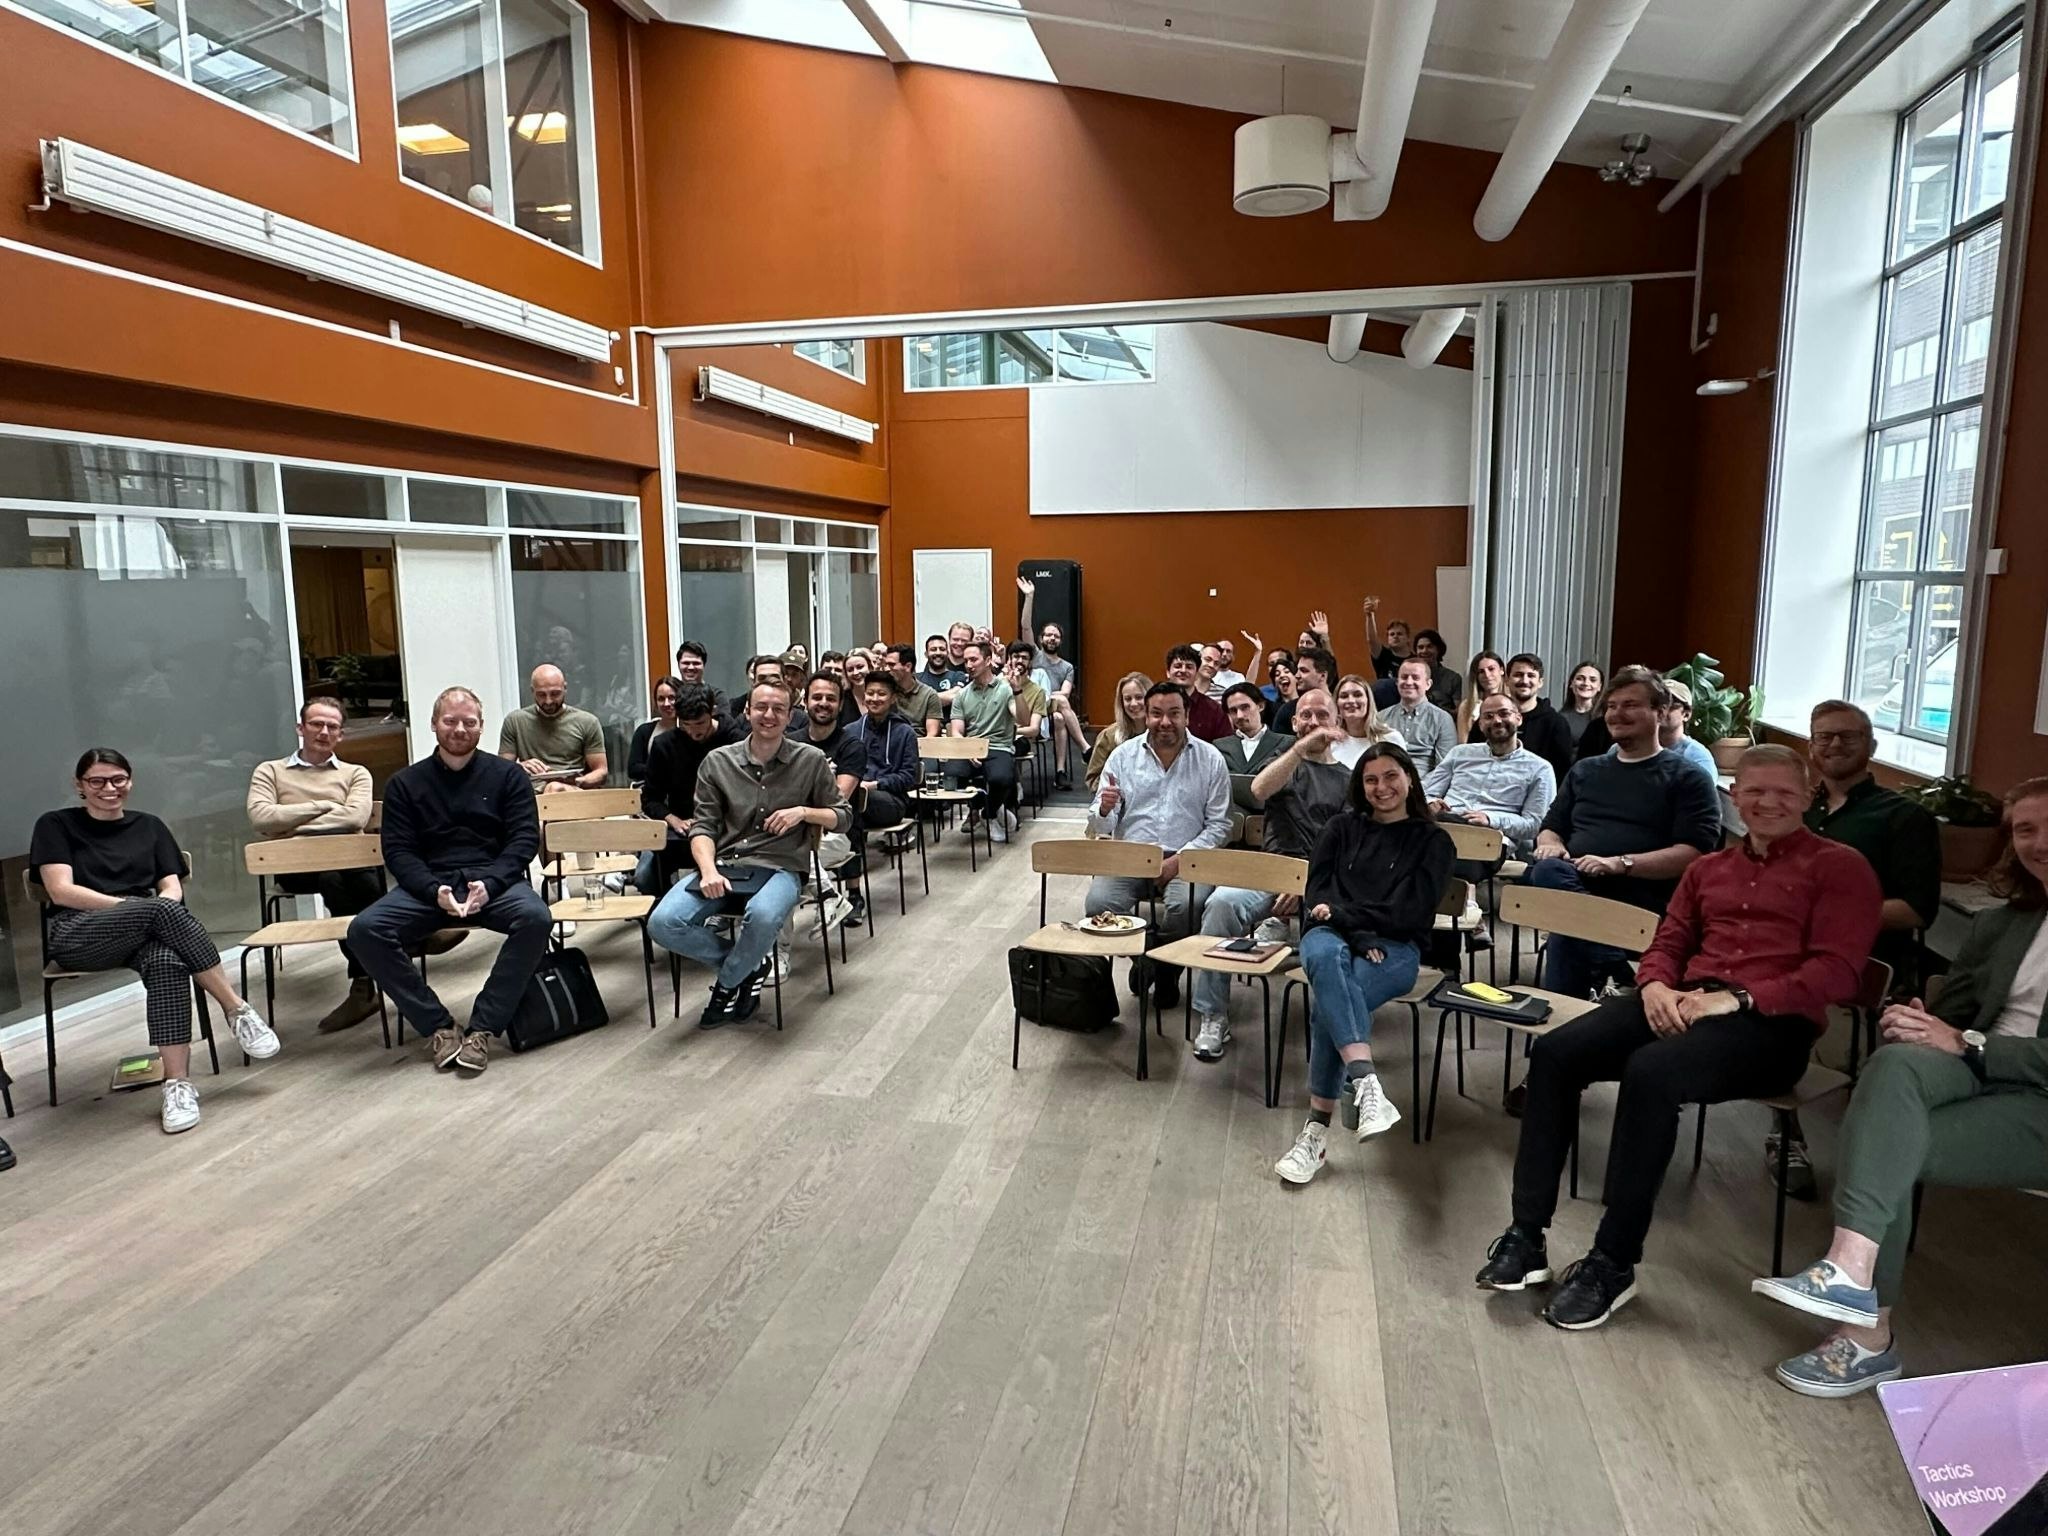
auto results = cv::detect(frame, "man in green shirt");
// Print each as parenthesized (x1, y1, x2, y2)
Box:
(948, 640, 1019, 841)
(884, 644, 945, 736)
(498, 664, 608, 793)
(1768, 698, 1943, 1199)
(1004, 643, 1048, 745)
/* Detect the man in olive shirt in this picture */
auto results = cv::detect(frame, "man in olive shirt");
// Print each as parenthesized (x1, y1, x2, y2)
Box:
(1769, 698, 1944, 1198)
(499, 663, 608, 791)
(947, 639, 1019, 841)
(885, 643, 945, 736)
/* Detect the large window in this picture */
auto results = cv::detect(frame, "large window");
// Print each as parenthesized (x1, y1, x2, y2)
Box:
(11, 0, 354, 151)
(903, 325, 1157, 389)
(1849, 30, 2016, 746)
(793, 340, 866, 382)
(389, 0, 599, 259)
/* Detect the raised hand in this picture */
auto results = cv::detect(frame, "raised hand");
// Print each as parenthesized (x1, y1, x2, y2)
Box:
(1362, 594, 1380, 613)
(1099, 771, 1121, 815)
(1016, 575, 1035, 594)
(1240, 629, 1263, 657)
(1308, 610, 1329, 635)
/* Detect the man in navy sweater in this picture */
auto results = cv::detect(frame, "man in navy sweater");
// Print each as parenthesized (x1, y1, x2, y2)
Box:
(856, 672, 922, 828)
(350, 685, 549, 1076)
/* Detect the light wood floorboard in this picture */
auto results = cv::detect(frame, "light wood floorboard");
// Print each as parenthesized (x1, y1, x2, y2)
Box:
(0, 813, 2043, 1536)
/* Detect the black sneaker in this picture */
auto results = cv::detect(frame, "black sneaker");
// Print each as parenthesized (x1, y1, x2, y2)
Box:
(728, 960, 771, 1023)
(1475, 1224, 1551, 1291)
(1541, 1251, 1637, 1330)
(1153, 965, 1181, 1011)
(1765, 1131, 1819, 1202)
(1501, 1082, 1528, 1118)
(844, 891, 866, 929)
(0, 1136, 14, 1172)
(697, 982, 739, 1030)
(1128, 956, 1152, 998)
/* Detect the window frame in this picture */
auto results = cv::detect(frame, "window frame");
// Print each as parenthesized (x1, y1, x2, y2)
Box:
(1846, 22, 2019, 751)
(792, 340, 867, 383)
(386, 0, 603, 267)
(0, 0, 359, 160)
(901, 325, 1159, 392)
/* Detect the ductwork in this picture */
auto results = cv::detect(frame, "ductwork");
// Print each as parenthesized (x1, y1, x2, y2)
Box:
(1401, 307, 1465, 368)
(1472, 0, 1654, 242)
(1328, 312, 1368, 363)
(1334, 0, 1440, 221)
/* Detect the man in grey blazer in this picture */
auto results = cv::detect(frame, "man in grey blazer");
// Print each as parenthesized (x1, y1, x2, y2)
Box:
(1215, 683, 1293, 843)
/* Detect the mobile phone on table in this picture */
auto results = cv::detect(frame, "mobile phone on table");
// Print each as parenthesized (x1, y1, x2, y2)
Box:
(1223, 936, 1259, 953)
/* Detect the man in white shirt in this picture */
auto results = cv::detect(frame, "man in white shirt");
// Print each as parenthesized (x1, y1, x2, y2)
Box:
(1425, 692, 1558, 855)
(1087, 682, 1233, 1010)
(1385, 657, 1458, 775)
(1211, 639, 1248, 694)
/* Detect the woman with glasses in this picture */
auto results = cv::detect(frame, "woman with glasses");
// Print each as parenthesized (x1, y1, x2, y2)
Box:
(30, 749, 279, 1135)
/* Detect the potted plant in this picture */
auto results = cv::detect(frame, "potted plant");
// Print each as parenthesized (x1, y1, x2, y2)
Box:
(1900, 774, 2006, 881)
(1664, 653, 1761, 771)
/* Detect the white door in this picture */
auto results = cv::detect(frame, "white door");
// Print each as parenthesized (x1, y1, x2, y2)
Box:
(395, 538, 511, 763)
(914, 548, 992, 644)
(754, 549, 792, 655)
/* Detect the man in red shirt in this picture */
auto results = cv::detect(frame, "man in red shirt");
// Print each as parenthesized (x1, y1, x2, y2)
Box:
(1474, 744, 1881, 1330)
(1163, 645, 1232, 742)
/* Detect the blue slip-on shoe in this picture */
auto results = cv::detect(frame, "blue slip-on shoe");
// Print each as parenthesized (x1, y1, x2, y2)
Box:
(1751, 1258, 1880, 1327)
(1774, 1334, 1903, 1398)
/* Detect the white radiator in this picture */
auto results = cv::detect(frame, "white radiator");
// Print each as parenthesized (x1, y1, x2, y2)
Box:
(696, 365, 878, 443)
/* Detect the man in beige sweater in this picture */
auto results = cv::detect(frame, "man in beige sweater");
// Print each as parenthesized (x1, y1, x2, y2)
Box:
(246, 696, 385, 1032)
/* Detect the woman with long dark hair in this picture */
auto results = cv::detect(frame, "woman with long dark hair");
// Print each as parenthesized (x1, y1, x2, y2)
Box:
(1752, 777, 2048, 1396)
(30, 749, 280, 1136)
(1275, 742, 1454, 1184)
(1560, 661, 1604, 745)
(626, 675, 683, 785)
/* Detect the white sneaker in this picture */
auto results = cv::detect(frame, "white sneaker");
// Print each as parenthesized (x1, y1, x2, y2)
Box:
(813, 888, 853, 935)
(1462, 897, 1484, 930)
(601, 872, 629, 894)
(773, 943, 791, 983)
(1192, 1013, 1231, 1061)
(556, 920, 579, 938)
(229, 1003, 281, 1059)
(1274, 1120, 1328, 1184)
(988, 819, 1009, 843)
(1343, 1071, 1401, 1140)
(1253, 917, 1291, 946)
(999, 807, 1020, 833)
(161, 1078, 201, 1134)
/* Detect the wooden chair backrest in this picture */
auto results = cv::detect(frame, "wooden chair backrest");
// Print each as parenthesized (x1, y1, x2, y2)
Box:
(1442, 821, 1504, 864)
(1499, 882, 1660, 952)
(366, 800, 384, 832)
(1438, 877, 1473, 918)
(545, 818, 667, 856)
(1240, 814, 1265, 849)
(919, 736, 990, 762)
(1031, 839, 1163, 880)
(1180, 847, 1307, 898)
(537, 787, 642, 823)
(245, 833, 385, 876)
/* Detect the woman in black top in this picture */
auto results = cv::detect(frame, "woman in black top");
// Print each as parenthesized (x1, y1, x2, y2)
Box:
(30, 749, 279, 1136)
(1275, 742, 1455, 1185)
(1560, 661, 1604, 746)
(626, 675, 682, 785)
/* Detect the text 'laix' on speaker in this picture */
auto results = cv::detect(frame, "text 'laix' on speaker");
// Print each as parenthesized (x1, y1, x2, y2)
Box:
(1018, 559, 1081, 679)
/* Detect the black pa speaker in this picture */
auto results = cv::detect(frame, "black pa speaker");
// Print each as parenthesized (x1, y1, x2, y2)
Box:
(1018, 559, 1081, 681)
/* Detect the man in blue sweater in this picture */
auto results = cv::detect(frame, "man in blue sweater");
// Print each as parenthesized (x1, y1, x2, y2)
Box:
(856, 672, 922, 829)
(350, 685, 550, 1075)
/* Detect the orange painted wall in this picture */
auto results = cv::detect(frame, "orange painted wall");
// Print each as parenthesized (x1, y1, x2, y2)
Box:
(884, 352, 1467, 722)
(669, 342, 888, 508)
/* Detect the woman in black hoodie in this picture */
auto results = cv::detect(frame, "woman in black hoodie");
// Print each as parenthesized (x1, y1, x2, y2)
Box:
(1275, 742, 1455, 1185)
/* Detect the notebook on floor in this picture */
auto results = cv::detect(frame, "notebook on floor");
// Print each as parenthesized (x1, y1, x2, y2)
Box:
(1878, 1361, 2048, 1534)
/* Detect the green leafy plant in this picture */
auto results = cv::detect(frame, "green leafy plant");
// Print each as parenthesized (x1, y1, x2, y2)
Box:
(1899, 774, 2004, 827)
(328, 652, 368, 688)
(1662, 653, 1761, 745)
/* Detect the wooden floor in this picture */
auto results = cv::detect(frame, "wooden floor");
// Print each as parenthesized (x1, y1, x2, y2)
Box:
(3, 811, 2044, 1536)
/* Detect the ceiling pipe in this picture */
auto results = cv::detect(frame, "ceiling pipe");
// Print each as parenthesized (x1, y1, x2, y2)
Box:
(1402, 307, 1464, 368)
(1472, 0, 1655, 243)
(1333, 0, 1440, 221)
(1328, 312, 1368, 363)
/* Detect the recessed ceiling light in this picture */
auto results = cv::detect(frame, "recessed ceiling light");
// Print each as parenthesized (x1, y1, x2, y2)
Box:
(1696, 378, 1751, 396)
(397, 122, 469, 155)
(510, 111, 568, 144)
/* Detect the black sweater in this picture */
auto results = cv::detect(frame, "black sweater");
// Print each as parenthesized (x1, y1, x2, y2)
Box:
(381, 751, 539, 904)
(1303, 813, 1456, 955)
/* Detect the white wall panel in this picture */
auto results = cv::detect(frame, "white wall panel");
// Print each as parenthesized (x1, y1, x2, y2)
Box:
(1029, 321, 1470, 514)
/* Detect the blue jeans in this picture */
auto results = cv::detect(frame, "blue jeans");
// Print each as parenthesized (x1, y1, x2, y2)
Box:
(1192, 885, 1277, 1018)
(1525, 857, 1630, 1000)
(348, 883, 553, 1038)
(649, 868, 803, 989)
(1299, 925, 1420, 1102)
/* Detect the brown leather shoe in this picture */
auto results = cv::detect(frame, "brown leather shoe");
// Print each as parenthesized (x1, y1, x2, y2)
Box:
(430, 1027, 464, 1070)
(453, 1031, 491, 1075)
(317, 978, 381, 1033)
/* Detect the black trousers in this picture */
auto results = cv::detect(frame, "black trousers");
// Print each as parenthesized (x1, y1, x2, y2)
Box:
(862, 789, 909, 828)
(275, 868, 383, 978)
(347, 884, 551, 1038)
(945, 753, 1017, 816)
(1510, 991, 1812, 1265)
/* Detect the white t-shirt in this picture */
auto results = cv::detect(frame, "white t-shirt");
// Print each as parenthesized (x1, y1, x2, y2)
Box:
(1330, 729, 1407, 768)
(1991, 919, 2048, 1038)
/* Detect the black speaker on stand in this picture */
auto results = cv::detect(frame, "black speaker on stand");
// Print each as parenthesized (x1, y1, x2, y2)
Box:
(1017, 559, 1082, 689)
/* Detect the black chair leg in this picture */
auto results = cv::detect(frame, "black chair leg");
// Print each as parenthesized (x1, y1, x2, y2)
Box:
(1409, 1002, 1422, 1144)
(1259, 978, 1275, 1109)
(1770, 1109, 1791, 1276)
(1136, 974, 1150, 1082)
(1425, 1012, 1452, 1141)
(45, 983, 59, 1107)
(1908, 1182, 1924, 1251)
(640, 923, 658, 1029)
(1, 1061, 12, 1118)
(1693, 1103, 1708, 1173)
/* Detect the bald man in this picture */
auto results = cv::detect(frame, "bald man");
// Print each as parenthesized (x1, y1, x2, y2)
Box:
(499, 663, 608, 792)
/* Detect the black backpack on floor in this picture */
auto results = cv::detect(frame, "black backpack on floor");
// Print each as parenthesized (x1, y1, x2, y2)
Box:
(506, 947, 610, 1052)
(1008, 948, 1118, 1033)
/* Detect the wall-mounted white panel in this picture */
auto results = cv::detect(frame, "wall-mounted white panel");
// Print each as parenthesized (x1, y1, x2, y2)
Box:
(913, 548, 992, 644)
(1029, 321, 1470, 515)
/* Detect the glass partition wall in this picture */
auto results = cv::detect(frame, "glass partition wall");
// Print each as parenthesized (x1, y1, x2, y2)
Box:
(0, 426, 644, 1033)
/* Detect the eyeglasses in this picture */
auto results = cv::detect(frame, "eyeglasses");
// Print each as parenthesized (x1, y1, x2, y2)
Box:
(1810, 729, 1868, 745)
(83, 775, 131, 790)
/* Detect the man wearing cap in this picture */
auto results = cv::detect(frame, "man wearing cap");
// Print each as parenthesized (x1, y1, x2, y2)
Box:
(1651, 680, 1721, 787)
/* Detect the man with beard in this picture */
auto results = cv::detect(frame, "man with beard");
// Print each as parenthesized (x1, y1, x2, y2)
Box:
(639, 683, 744, 891)
(499, 663, 608, 791)
(1016, 576, 1090, 789)
(1465, 653, 1577, 788)
(1427, 691, 1558, 856)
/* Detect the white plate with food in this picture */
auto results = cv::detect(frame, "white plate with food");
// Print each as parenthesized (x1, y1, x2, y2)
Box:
(1066, 912, 1148, 935)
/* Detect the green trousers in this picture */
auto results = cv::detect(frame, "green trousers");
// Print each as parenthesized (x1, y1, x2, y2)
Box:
(1835, 1043, 2048, 1303)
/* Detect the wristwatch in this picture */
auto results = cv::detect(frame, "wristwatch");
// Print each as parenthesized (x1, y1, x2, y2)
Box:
(1619, 854, 1636, 872)
(1961, 1029, 1988, 1080)
(1730, 986, 1753, 1012)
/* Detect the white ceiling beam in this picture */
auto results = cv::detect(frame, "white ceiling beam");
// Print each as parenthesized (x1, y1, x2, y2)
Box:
(1335, 0, 1438, 222)
(1328, 312, 1368, 363)
(1401, 307, 1465, 367)
(842, 0, 911, 61)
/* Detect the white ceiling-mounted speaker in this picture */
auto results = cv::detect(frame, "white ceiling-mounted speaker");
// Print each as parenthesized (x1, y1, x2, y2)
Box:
(1233, 115, 1331, 216)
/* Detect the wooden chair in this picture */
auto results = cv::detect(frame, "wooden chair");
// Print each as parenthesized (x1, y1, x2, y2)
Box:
(665, 830, 841, 1026)
(543, 818, 666, 1029)
(536, 788, 645, 900)
(913, 737, 994, 869)
(240, 833, 400, 1045)
(1147, 848, 1308, 1107)
(1276, 876, 1473, 1136)
(24, 854, 222, 1108)
(1239, 814, 1266, 851)
(1441, 820, 1506, 984)
(1693, 958, 1893, 1277)
(1011, 840, 1165, 1081)
(1424, 882, 1660, 1144)
(866, 804, 929, 916)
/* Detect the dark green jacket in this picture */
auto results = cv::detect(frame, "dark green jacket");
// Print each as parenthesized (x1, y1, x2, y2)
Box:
(1935, 902, 2048, 1090)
